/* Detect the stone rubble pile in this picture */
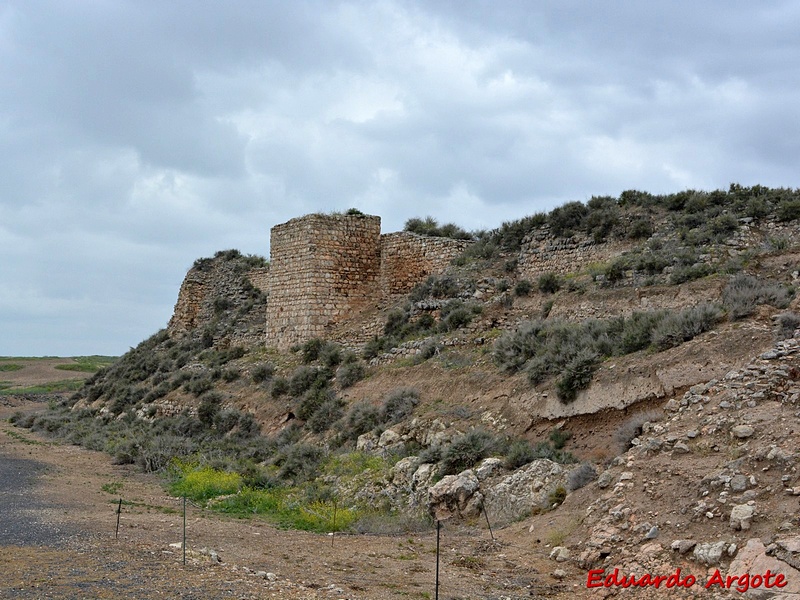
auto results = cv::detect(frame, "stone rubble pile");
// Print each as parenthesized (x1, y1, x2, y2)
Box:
(559, 331, 800, 597)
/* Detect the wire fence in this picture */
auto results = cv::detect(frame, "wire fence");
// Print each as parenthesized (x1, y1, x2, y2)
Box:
(109, 495, 552, 599)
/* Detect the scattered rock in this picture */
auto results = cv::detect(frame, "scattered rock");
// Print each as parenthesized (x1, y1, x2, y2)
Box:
(732, 425, 755, 438)
(730, 474, 749, 492)
(427, 470, 480, 520)
(549, 546, 570, 562)
(729, 504, 756, 531)
(673, 442, 690, 454)
(671, 539, 697, 555)
(693, 541, 727, 566)
(729, 538, 800, 597)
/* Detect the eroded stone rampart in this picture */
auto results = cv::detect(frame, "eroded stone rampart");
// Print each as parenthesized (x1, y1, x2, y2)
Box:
(379, 232, 472, 296)
(518, 228, 634, 281)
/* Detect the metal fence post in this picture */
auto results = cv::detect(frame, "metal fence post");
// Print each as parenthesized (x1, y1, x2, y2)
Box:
(115, 498, 122, 540)
(435, 520, 441, 600)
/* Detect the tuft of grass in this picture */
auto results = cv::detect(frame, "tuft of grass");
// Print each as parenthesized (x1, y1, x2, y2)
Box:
(0, 363, 24, 372)
(216, 488, 359, 532)
(101, 481, 124, 495)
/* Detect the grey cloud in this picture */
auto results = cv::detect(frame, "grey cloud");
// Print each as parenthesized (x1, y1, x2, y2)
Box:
(2, 1, 800, 355)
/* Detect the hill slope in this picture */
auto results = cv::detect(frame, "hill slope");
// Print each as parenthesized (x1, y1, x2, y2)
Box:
(12, 185, 800, 597)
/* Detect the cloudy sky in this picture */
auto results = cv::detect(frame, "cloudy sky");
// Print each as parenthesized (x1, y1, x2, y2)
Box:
(2, 1, 799, 356)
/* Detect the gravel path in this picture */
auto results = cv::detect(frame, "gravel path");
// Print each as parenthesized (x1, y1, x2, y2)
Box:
(0, 455, 79, 548)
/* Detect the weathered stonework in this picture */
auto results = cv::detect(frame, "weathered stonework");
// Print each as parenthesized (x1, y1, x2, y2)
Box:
(380, 232, 472, 296)
(264, 215, 473, 350)
(518, 228, 634, 281)
(168, 254, 268, 346)
(266, 213, 382, 349)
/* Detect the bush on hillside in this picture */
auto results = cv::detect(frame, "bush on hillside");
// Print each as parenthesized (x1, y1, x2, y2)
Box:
(537, 273, 561, 294)
(440, 429, 504, 475)
(722, 274, 793, 319)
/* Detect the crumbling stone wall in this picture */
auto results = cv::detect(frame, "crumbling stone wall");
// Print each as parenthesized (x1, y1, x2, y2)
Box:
(168, 255, 268, 347)
(380, 232, 472, 296)
(266, 213, 381, 350)
(518, 228, 633, 281)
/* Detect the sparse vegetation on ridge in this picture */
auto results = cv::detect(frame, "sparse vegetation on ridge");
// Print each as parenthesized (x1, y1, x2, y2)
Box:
(12, 183, 800, 539)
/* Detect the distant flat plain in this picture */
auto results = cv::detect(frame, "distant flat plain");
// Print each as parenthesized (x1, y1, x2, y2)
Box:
(0, 356, 116, 394)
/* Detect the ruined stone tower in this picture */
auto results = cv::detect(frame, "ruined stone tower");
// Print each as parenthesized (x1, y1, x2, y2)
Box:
(266, 213, 382, 349)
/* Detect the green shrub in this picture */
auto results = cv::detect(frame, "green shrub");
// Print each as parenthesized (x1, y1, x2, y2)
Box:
(777, 199, 800, 222)
(271, 377, 289, 398)
(670, 263, 714, 284)
(184, 374, 214, 397)
(198, 392, 222, 426)
(491, 213, 547, 251)
(651, 303, 723, 350)
(307, 397, 345, 433)
(603, 257, 627, 282)
(548, 201, 588, 237)
(776, 311, 800, 340)
(504, 439, 536, 469)
(619, 311, 667, 354)
(169, 464, 242, 503)
(138, 434, 196, 472)
(276, 443, 325, 482)
(221, 367, 240, 382)
(514, 279, 533, 296)
(417, 340, 440, 362)
(410, 275, 462, 302)
(556, 349, 599, 403)
(336, 361, 366, 388)
(300, 338, 326, 363)
(438, 300, 481, 332)
(723, 274, 793, 319)
(440, 429, 504, 475)
(627, 217, 653, 239)
(537, 273, 561, 294)
(297, 386, 335, 421)
(583, 196, 619, 242)
(344, 401, 382, 440)
(404, 216, 472, 240)
(288, 366, 331, 397)
(362, 336, 391, 360)
(548, 429, 572, 449)
(381, 388, 419, 424)
(251, 363, 274, 384)
(566, 463, 597, 492)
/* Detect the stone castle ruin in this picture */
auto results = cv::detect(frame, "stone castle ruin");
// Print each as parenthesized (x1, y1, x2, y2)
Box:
(265, 213, 471, 349)
(170, 210, 649, 350)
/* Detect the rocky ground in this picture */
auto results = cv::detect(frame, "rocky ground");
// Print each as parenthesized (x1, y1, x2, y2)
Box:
(0, 396, 574, 600)
(3, 332, 800, 599)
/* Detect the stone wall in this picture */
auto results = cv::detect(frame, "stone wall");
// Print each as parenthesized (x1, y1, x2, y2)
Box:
(168, 254, 268, 347)
(266, 213, 382, 350)
(518, 228, 634, 281)
(380, 232, 472, 296)
(247, 266, 270, 295)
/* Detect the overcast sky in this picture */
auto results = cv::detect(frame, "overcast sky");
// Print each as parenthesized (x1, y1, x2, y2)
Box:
(2, 1, 799, 356)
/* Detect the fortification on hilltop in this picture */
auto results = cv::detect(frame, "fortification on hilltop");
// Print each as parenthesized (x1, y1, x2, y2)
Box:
(265, 212, 471, 349)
